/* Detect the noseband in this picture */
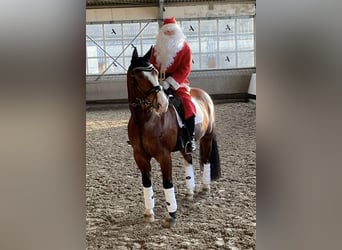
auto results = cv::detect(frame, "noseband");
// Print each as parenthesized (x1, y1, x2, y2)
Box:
(130, 64, 162, 109)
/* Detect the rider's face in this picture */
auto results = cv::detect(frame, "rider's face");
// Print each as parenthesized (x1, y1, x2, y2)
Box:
(163, 30, 175, 36)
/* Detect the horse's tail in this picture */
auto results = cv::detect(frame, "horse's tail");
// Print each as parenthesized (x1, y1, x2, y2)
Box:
(200, 135, 221, 181)
(209, 135, 221, 181)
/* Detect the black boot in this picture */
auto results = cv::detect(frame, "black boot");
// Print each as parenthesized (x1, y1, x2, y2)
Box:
(184, 116, 196, 153)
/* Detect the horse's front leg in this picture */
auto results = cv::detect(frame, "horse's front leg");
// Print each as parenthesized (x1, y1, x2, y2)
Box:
(157, 153, 177, 228)
(134, 151, 154, 222)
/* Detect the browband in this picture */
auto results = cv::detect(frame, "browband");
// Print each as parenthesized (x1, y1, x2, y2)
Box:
(133, 64, 157, 73)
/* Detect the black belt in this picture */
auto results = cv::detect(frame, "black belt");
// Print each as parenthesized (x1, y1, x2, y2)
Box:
(158, 71, 171, 80)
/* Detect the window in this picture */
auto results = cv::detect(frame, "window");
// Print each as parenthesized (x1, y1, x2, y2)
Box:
(179, 17, 255, 70)
(86, 17, 255, 75)
(86, 21, 159, 75)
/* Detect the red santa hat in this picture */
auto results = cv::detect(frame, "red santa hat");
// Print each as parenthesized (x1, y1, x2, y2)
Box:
(163, 17, 177, 26)
(162, 17, 179, 31)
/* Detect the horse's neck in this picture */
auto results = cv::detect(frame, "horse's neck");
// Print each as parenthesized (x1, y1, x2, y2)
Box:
(129, 105, 150, 124)
(138, 105, 175, 128)
(127, 70, 147, 103)
(127, 72, 147, 121)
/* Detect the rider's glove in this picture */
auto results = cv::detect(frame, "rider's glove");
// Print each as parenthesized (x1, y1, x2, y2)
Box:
(165, 77, 180, 91)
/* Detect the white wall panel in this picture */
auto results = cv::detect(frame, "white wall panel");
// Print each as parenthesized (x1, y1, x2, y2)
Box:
(87, 7, 158, 22)
(86, 3, 255, 23)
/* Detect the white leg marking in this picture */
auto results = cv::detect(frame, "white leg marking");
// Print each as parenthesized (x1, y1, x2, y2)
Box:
(202, 163, 211, 185)
(164, 187, 177, 213)
(184, 164, 195, 190)
(143, 186, 154, 210)
(143, 187, 155, 222)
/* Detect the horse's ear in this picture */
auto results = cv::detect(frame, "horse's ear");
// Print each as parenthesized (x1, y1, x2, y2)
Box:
(143, 46, 153, 61)
(132, 47, 138, 59)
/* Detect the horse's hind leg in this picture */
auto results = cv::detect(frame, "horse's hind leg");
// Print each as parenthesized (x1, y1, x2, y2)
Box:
(181, 152, 195, 200)
(199, 135, 213, 193)
(135, 152, 155, 222)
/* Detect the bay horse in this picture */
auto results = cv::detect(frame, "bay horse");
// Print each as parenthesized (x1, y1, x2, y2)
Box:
(127, 47, 221, 228)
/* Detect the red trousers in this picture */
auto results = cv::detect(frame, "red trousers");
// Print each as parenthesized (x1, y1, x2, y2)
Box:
(175, 87, 196, 119)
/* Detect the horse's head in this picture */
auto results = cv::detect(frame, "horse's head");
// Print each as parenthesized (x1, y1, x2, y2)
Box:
(128, 47, 168, 114)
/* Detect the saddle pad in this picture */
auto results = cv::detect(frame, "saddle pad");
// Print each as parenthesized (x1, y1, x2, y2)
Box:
(173, 98, 203, 128)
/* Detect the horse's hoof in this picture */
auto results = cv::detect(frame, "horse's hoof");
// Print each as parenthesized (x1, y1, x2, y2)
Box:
(185, 193, 194, 201)
(162, 217, 176, 228)
(185, 189, 194, 201)
(144, 213, 155, 223)
(202, 184, 210, 193)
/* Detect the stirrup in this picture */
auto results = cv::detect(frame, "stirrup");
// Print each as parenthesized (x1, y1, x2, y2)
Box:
(185, 139, 196, 154)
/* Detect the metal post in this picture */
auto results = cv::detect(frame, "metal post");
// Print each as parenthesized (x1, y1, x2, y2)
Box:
(158, 0, 164, 28)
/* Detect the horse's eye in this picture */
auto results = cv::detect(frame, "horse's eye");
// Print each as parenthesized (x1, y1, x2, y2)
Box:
(135, 71, 144, 78)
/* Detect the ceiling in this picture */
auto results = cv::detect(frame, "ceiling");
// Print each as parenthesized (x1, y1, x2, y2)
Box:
(86, 0, 253, 9)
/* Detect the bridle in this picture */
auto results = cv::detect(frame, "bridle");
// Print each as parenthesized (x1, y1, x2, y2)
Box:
(129, 64, 162, 110)
(128, 63, 164, 155)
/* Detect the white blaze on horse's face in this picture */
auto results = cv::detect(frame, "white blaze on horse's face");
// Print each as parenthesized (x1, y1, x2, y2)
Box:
(142, 70, 169, 114)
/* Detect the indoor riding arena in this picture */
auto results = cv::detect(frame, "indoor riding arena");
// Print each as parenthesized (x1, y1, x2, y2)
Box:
(86, 1, 256, 249)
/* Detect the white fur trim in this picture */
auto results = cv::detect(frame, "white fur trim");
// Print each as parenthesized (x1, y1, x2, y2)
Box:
(202, 163, 211, 185)
(166, 76, 190, 91)
(185, 164, 195, 189)
(165, 76, 179, 90)
(161, 80, 170, 90)
(164, 187, 177, 213)
(162, 23, 179, 32)
(167, 76, 190, 91)
(143, 186, 154, 210)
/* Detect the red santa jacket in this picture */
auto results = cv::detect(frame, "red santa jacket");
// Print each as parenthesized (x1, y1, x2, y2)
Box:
(150, 42, 192, 87)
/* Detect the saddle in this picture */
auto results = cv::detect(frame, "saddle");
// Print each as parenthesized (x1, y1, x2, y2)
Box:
(165, 89, 184, 119)
(165, 89, 190, 152)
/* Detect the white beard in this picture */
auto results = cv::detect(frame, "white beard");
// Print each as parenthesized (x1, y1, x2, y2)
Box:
(154, 28, 185, 72)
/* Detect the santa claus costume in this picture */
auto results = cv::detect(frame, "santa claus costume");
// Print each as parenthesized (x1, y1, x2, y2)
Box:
(150, 17, 196, 153)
